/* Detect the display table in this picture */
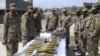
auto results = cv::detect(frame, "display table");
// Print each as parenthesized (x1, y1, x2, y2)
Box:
(14, 33, 66, 56)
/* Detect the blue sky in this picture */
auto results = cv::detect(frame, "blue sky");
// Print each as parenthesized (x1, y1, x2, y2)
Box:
(0, 0, 97, 9)
(33, 0, 97, 9)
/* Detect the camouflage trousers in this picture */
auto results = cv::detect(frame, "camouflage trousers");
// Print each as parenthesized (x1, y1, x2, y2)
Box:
(6, 41, 18, 56)
(74, 32, 79, 47)
(78, 35, 87, 53)
(87, 38, 99, 56)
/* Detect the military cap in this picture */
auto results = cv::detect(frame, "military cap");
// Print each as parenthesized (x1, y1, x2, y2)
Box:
(9, 3, 16, 7)
(76, 8, 82, 12)
(62, 9, 66, 11)
(82, 8, 88, 12)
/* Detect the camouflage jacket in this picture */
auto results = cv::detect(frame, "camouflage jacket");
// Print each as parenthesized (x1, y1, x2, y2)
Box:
(62, 15, 72, 28)
(46, 13, 59, 30)
(21, 12, 35, 37)
(3, 12, 21, 42)
(72, 15, 81, 32)
(85, 14, 100, 38)
(34, 13, 42, 30)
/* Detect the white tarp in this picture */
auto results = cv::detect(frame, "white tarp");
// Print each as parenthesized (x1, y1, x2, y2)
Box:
(40, 32, 51, 39)
(55, 39, 66, 56)
(40, 32, 52, 41)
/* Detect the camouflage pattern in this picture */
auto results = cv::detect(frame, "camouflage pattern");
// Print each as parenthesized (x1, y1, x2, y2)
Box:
(79, 15, 88, 53)
(61, 15, 72, 50)
(72, 15, 81, 49)
(3, 12, 21, 56)
(46, 13, 58, 32)
(34, 11, 42, 34)
(85, 14, 100, 56)
(21, 12, 35, 46)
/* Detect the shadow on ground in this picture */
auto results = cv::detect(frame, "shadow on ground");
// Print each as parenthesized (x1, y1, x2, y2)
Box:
(67, 46, 75, 56)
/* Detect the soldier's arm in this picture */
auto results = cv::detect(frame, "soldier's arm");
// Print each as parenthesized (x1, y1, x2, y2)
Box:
(3, 13, 9, 42)
(54, 15, 59, 28)
(62, 18, 67, 28)
(68, 16, 73, 27)
(58, 16, 62, 28)
(45, 15, 50, 29)
(72, 16, 76, 24)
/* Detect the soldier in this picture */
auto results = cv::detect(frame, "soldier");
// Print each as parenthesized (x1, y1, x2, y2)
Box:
(79, 8, 89, 56)
(46, 8, 59, 32)
(84, 6, 100, 56)
(72, 9, 82, 53)
(3, 3, 21, 56)
(34, 8, 42, 35)
(59, 9, 72, 52)
(21, 6, 35, 46)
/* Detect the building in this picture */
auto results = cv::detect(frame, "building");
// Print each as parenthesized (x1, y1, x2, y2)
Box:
(0, 0, 33, 14)
(0, 0, 33, 23)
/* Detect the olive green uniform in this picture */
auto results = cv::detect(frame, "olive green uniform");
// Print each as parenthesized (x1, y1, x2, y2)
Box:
(79, 15, 89, 54)
(72, 16, 81, 48)
(85, 14, 100, 56)
(21, 12, 35, 46)
(34, 12, 42, 34)
(61, 15, 72, 49)
(46, 13, 58, 32)
(3, 12, 21, 56)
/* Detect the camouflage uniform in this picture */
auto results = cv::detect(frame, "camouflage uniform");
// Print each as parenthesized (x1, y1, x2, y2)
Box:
(76, 9, 90, 55)
(34, 11, 42, 34)
(46, 13, 58, 32)
(72, 15, 81, 50)
(3, 12, 21, 56)
(62, 15, 72, 49)
(21, 12, 35, 46)
(85, 14, 100, 56)
(79, 15, 88, 54)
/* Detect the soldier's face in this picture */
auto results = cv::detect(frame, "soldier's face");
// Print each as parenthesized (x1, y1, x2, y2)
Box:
(63, 11, 67, 15)
(28, 9, 33, 14)
(77, 11, 81, 16)
(10, 9, 17, 13)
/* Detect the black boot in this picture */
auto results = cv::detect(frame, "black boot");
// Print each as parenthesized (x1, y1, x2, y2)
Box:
(73, 46, 79, 52)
